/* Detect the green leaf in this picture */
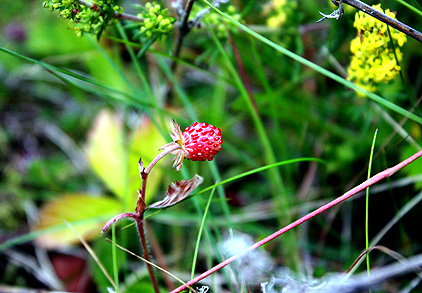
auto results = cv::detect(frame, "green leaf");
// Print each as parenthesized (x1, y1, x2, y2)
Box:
(36, 194, 120, 248)
(86, 110, 127, 199)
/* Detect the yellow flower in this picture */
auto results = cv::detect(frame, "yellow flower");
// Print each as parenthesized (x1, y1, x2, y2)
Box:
(264, 0, 296, 28)
(347, 4, 407, 94)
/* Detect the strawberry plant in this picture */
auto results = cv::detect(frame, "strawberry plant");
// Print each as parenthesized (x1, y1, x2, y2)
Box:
(1, 0, 422, 292)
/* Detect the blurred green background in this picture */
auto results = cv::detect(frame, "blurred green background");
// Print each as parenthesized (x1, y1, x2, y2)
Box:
(1, 0, 422, 292)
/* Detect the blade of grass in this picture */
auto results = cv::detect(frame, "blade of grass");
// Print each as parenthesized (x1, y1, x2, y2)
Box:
(0, 46, 152, 108)
(115, 158, 323, 228)
(143, 158, 324, 219)
(87, 37, 137, 95)
(205, 19, 300, 270)
(200, 0, 422, 126)
(0, 213, 117, 251)
(372, 103, 421, 150)
(102, 34, 235, 86)
(114, 23, 166, 134)
(191, 187, 216, 279)
(64, 221, 115, 289)
(394, 0, 422, 17)
(348, 189, 422, 275)
(106, 239, 196, 292)
(366, 129, 378, 281)
(137, 37, 158, 58)
(196, 158, 325, 196)
(112, 225, 120, 293)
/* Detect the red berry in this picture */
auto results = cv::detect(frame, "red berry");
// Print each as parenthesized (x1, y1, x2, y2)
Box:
(182, 122, 223, 161)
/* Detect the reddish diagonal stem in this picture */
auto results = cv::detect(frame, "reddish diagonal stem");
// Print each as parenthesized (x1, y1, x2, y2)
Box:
(170, 149, 422, 293)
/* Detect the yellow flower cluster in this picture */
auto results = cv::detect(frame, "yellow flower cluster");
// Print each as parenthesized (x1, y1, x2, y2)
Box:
(347, 4, 407, 93)
(265, 0, 297, 28)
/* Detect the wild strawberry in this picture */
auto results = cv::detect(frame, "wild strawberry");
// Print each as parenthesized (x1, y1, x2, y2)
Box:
(159, 120, 223, 171)
(182, 122, 223, 161)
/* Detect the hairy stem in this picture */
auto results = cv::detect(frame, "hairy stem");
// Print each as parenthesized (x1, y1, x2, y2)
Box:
(137, 217, 160, 293)
(170, 149, 422, 293)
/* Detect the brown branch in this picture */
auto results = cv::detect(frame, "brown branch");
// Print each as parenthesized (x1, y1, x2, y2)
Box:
(344, 0, 422, 42)
(319, 0, 422, 43)
(171, 0, 196, 73)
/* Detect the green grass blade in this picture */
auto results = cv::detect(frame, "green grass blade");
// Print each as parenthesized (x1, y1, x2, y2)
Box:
(0, 46, 152, 108)
(196, 157, 325, 196)
(112, 225, 120, 293)
(87, 37, 138, 96)
(395, 0, 422, 17)
(191, 187, 216, 280)
(0, 214, 116, 251)
(204, 25, 301, 269)
(366, 129, 378, 279)
(144, 157, 324, 221)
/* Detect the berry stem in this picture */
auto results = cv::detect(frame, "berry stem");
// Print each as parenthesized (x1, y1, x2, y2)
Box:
(136, 216, 160, 293)
(133, 143, 182, 292)
(170, 148, 422, 293)
(103, 142, 181, 292)
(146, 143, 181, 175)
(136, 143, 181, 214)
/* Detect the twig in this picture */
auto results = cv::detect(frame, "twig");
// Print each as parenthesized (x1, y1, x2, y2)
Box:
(171, 0, 196, 72)
(170, 149, 422, 292)
(318, 0, 422, 43)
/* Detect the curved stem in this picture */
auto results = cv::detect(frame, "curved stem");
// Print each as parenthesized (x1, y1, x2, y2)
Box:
(136, 143, 181, 215)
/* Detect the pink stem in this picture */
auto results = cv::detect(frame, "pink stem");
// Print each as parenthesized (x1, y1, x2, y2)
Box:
(101, 213, 138, 234)
(146, 143, 180, 175)
(170, 149, 422, 293)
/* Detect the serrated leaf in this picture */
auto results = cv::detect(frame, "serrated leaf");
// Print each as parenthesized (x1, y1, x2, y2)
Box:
(147, 174, 204, 210)
(36, 194, 120, 248)
(128, 116, 166, 206)
(85, 110, 127, 199)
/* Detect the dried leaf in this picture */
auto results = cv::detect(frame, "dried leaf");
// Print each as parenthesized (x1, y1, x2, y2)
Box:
(147, 174, 204, 210)
(138, 158, 146, 179)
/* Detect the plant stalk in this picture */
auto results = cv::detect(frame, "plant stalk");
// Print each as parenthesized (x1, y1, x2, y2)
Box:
(170, 149, 422, 293)
(136, 216, 160, 293)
